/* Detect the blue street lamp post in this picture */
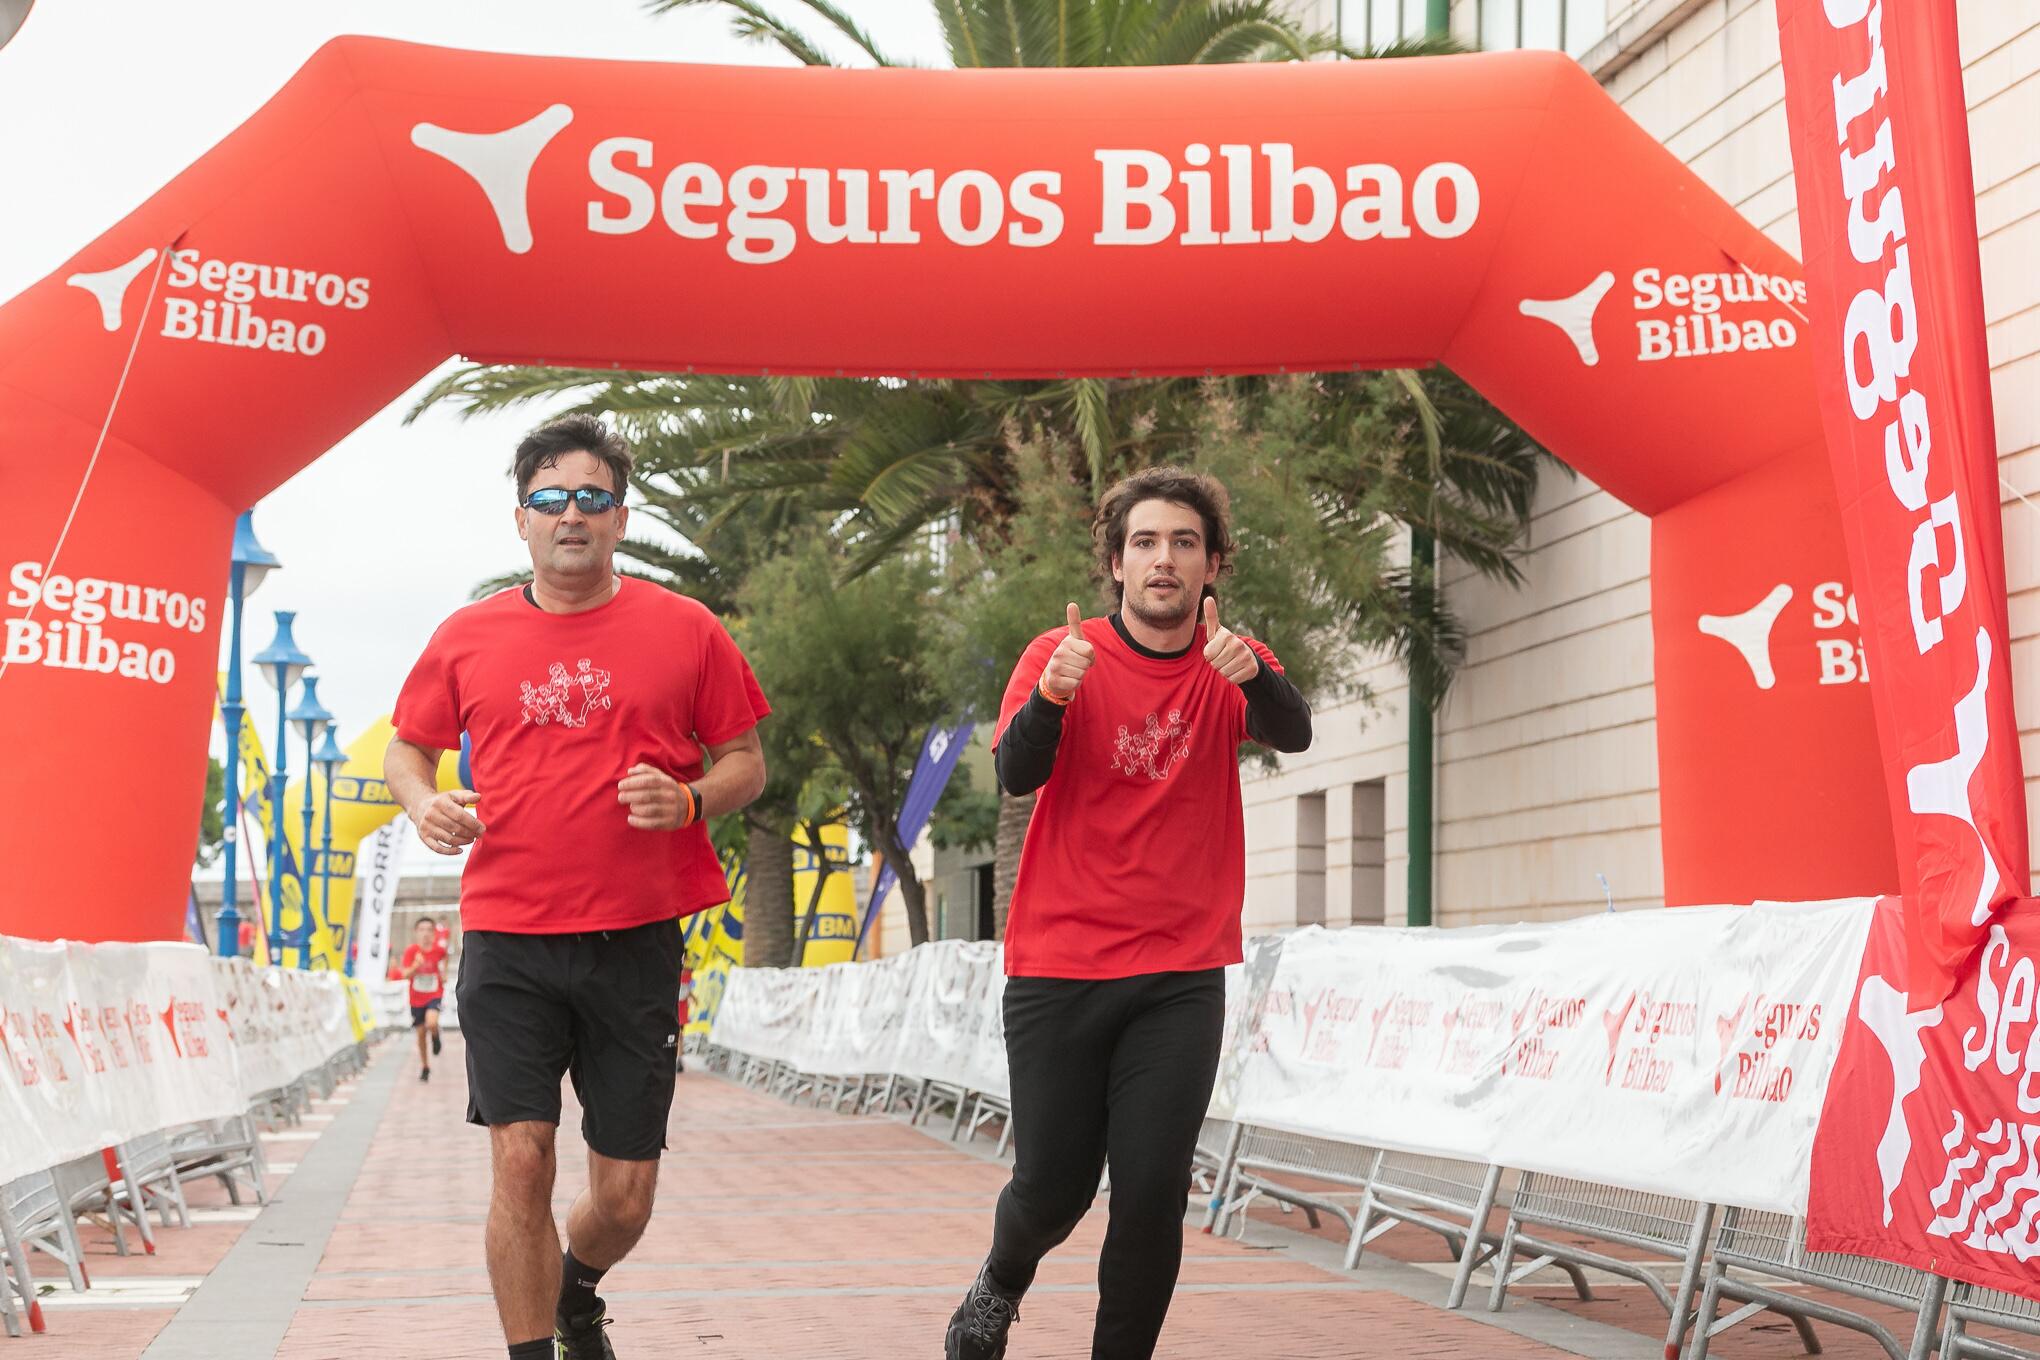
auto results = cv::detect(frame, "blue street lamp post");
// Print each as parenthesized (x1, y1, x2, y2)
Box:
(252, 613, 310, 968)
(287, 676, 333, 971)
(217, 513, 278, 958)
(313, 728, 346, 976)
(289, 672, 332, 966)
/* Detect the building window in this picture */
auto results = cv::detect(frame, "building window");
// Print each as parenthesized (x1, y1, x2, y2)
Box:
(1296, 792, 1328, 927)
(1337, 0, 1429, 50)
(1350, 780, 1386, 926)
(1477, 0, 1608, 57)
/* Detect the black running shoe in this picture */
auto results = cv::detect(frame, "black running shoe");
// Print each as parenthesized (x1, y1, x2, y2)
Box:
(556, 1300, 617, 1360)
(431, 1031, 442, 1056)
(419, 1066, 430, 1082)
(945, 1264, 1021, 1360)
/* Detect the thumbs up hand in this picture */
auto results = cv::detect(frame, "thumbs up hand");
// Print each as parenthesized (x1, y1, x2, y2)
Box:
(1201, 597, 1260, 685)
(1040, 602, 1096, 701)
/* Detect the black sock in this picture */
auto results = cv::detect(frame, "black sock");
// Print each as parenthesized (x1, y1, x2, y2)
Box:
(558, 1248, 608, 1321)
(508, 1340, 553, 1360)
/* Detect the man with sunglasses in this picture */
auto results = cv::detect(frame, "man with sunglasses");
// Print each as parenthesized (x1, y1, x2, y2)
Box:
(385, 414, 769, 1360)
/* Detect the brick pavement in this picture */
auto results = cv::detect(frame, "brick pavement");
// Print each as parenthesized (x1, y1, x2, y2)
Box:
(5, 1036, 1989, 1359)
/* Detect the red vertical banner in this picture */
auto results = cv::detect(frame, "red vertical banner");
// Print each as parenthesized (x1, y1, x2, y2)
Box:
(1807, 901, 2040, 1296)
(1775, 0, 2028, 1006)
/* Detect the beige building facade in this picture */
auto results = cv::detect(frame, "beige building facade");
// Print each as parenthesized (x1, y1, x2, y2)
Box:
(1249, 0, 2040, 931)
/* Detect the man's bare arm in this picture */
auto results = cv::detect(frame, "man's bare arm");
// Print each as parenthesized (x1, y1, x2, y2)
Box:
(697, 726, 767, 818)
(384, 736, 483, 856)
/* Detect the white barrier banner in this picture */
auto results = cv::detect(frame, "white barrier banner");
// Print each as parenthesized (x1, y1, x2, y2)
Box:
(212, 959, 353, 1102)
(1208, 934, 1284, 1124)
(892, 941, 1005, 1097)
(717, 965, 822, 1067)
(1234, 902, 1876, 1214)
(802, 950, 921, 1078)
(0, 939, 242, 1185)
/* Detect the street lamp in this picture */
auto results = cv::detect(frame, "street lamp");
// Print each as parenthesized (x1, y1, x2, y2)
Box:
(287, 675, 333, 970)
(252, 612, 310, 967)
(313, 727, 346, 976)
(217, 512, 279, 958)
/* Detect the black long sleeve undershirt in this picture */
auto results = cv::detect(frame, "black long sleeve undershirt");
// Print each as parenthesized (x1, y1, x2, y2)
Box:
(1242, 663, 1313, 753)
(994, 617, 1314, 795)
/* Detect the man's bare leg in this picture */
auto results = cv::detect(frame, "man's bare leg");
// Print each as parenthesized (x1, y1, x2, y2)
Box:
(554, 1151, 658, 1328)
(564, 1151, 657, 1268)
(486, 1121, 560, 1346)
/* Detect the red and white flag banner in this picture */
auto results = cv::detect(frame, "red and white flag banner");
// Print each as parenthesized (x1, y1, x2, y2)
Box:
(1808, 900, 2040, 1295)
(1773, 0, 2027, 1006)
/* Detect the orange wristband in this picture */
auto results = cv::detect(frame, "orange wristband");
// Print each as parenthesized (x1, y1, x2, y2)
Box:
(1037, 676, 1073, 707)
(678, 782, 702, 827)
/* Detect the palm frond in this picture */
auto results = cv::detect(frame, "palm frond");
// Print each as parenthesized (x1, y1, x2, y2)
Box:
(931, 0, 990, 66)
(779, 0, 900, 64)
(405, 365, 633, 424)
(644, 0, 836, 64)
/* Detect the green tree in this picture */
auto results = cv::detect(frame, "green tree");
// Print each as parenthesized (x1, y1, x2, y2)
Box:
(946, 374, 1553, 935)
(194, 756, 226, 868)
(740, 540, 956, 946)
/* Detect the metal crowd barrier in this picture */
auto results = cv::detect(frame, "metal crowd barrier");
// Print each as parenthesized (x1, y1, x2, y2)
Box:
(1691, 1205, 1942, 1360)
(964, 1093, 1013, 1156)
(0, 1034, 379, 1341)
(1356, 1152, 1510, 1309)
(113, 1133, 191, 1238)
(1488, 1172, 1708, 1356)
(1, 1167, 88, 1294)
(170, 1112, 271, 1208)
(1941, 1281, 2040, 1360)
(1216, 1125, 1378, 1245)
(0, 1208, 34, 1337)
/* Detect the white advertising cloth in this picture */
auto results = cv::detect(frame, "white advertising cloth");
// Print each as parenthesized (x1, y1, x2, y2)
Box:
(1233, 902, 1875, 1214)
(0, 939, 245, 1185)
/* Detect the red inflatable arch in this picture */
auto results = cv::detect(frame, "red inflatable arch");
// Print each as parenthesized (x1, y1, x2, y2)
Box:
(0, 39, 1898, 941)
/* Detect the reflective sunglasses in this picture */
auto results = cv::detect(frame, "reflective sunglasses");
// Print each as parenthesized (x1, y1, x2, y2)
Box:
(521, 486, 619, 515)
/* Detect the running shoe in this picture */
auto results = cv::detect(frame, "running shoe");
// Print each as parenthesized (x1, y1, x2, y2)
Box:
(419, 1066, 430, 1082)
(431, 1031, 442, 1056)
(944, 1264, 1021, 1360)
(555, 1300, 617, 1360)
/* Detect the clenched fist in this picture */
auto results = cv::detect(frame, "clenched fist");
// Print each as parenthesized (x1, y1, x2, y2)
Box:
(1202, 597, 1260, 685)
(618, 763, 700, 831)
(1040, 602, 1095, 701)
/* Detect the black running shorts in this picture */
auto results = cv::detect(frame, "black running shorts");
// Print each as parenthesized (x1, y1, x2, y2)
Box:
(456, 918, 685, 1161)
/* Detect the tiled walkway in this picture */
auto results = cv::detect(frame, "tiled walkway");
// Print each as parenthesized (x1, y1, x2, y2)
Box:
(3, 1036, 1957, 1358)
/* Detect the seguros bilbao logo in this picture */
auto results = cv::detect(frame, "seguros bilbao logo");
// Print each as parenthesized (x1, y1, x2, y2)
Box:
(409, 103, 1482, 262)
(1697, 581, 1872, 692)
(67, 245, 373, 358)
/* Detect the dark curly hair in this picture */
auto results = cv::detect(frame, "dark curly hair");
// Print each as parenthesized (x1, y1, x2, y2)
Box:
(1092, 466, 1236, 604)
(511, 413, 633, 500)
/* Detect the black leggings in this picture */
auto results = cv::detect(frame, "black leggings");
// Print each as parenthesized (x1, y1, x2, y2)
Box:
(985, 968, 1225, 1360)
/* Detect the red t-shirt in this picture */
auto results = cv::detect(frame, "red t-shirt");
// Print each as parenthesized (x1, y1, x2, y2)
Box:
(402, 942, 448, 1006)
(392, 579, 770, 933)
(994, 615, 1280, 980)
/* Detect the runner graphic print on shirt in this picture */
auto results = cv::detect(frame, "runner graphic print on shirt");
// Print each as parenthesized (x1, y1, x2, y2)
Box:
(1112, 710, 1192, 781)
(519, 657, 613, 728)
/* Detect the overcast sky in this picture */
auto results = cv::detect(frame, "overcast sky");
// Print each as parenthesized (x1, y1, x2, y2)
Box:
(0, 0, 949, 764)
